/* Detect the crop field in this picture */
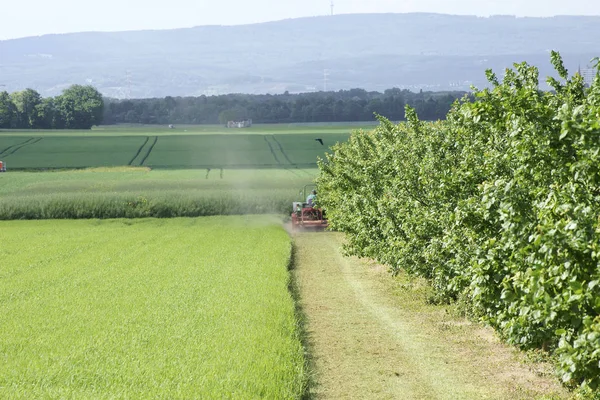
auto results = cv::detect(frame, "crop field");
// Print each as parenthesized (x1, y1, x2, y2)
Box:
(0, 133, 349, 170)
(0, 124, 344, 219)
(0, 123, 375, 137)
(0, 168, 318, 219)
(0, 136, 146, 169)
(142, 134, 348, 168)
(0, 217, 305, 398)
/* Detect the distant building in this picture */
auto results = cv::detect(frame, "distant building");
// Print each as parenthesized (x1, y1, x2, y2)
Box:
(227, 119, 252, 128)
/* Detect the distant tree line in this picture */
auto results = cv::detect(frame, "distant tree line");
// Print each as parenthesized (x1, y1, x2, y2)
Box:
(0, 87, 469, 129)
(0, 85, 104, 129)
(103, 88, 469, 125)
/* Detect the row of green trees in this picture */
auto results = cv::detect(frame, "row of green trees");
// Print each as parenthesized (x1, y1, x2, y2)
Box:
(317, 53, 600, 392)
(103, 89, 466, 125)
(0, 85, 104, 129)
(0, 86, 465, 129)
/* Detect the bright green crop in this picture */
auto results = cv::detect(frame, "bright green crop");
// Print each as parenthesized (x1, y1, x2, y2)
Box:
(0, 217, 306, 399)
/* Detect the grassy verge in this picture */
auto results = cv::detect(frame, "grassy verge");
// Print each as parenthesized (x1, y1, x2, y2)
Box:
(293, 232, 571, 399)
(0, 217, 306, 398)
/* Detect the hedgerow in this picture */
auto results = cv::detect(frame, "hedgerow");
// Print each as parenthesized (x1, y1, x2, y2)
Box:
(317, 52, 600, 391)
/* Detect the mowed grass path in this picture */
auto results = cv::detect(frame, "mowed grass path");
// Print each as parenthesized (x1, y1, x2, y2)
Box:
(294, 232, 570, 399)
(0, 217, 305, 399)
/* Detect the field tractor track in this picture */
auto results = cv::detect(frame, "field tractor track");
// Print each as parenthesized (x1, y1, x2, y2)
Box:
(139, 136, 158, 166)
(128, 136, 150, 166)
(271, 135, 321, 175)
(263, 136, 304, 176)
(270, 136, 308, 177)
(2, 138, 43, 157)
(271, 135, 294, 165)
(0, 137, 38, 156)
(263, 135, 282, 165)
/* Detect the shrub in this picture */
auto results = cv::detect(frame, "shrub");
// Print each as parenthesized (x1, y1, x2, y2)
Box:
(317, 52, 600, 390)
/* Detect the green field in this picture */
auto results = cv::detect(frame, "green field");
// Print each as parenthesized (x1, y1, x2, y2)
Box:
(0, 124, 349, 219)
(0, 133, 349, 169)
(0, 217, 305, 398)
(0, 168, 318, 219)
(0, 136, 146, 169)
(0, 124, 358, 170)
(0, 123, 375, 137)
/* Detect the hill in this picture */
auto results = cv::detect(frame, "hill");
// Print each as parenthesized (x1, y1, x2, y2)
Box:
(0, 13, 599, 97)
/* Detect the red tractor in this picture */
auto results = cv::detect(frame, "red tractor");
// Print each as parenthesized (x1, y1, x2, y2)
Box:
(290, 185, 328, 231)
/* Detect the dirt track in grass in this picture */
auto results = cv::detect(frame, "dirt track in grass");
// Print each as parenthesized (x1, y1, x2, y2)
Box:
(292, 231, 571, 400)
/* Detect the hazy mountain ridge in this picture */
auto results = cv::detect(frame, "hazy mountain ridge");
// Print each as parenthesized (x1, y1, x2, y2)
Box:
(1, 13, 599, 98)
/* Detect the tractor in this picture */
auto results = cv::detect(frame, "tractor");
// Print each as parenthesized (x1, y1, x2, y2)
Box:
(290, 185, 328, 231)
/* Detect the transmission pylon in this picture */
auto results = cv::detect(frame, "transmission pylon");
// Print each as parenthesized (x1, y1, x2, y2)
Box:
(323, 69, 330, 91)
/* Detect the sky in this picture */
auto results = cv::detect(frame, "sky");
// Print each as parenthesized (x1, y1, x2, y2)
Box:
(2, 0, 600, 40)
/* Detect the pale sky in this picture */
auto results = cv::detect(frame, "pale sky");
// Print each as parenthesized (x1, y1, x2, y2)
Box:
(2, 0, 600, 40)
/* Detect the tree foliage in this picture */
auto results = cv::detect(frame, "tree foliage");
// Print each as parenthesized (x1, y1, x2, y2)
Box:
(0, 86, 104, 129)
(10, 89, 42, 129)
(102, 88, 466, 125)
(317, 53, 600, 391)
(55, 85, 104, 129)
(0, 91, 17, 128)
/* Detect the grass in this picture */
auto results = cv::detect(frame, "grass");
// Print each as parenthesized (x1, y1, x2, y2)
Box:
(0, 133, 349, 170)
(0, 136, 147, 169)
(0, 168, 318, 219)
(293, 231, 571, 399)
(142, 134, 348, 168)
(0, 122, 378, 137)
(0, 217, 306, 399)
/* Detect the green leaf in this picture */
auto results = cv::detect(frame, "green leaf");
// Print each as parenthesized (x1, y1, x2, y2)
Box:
(559, 130, 568, 140)
(569, 281, 584, 293)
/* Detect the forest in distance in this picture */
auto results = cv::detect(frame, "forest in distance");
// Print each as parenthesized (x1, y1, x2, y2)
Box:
(0, 87, 467, 128)
(102, 89, 467, 125)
